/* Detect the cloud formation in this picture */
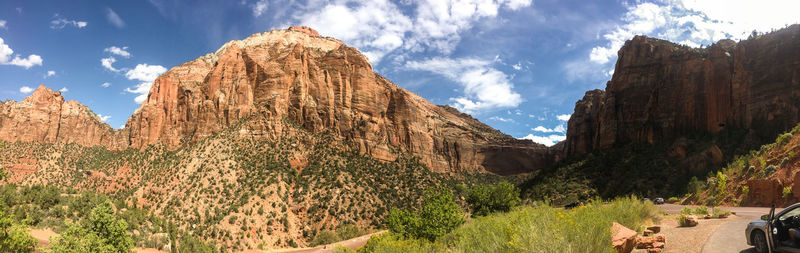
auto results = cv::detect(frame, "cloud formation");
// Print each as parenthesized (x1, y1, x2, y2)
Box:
(406, 57, 522, 113)
(50, 17, 87, 29)
(557, 114, 571, 121)
(0, 37, 43, 69)
(19, 86, 33, 94)
(45, 70, 55, 78)
(101, 57, 118, 72)
(124, 64, 167, 104)
(102, 82, 111, 88)
(106, 8, 125, 28)
(104, 46, 131, 58)
(0, 20, 6, 29)
(520, 134, 565, 146)
(97, 114, 111, 122)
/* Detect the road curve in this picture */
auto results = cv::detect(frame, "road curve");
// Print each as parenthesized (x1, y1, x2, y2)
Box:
(659, 204, 774, 253)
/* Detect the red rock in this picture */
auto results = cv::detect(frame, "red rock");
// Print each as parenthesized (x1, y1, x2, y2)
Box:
(747, 179, 783, 206)
(565, 25, 800, 156)
(612, 222, 638, 253)
(646, 226, 661, 234)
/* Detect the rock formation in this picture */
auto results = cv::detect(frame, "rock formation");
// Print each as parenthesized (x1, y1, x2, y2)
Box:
(565, 24, 800, 155)
(0, 85, 119, 147)
(0, 27, 556, 174)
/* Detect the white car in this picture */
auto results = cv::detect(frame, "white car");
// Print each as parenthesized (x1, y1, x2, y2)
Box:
(746, 203, 800, 253)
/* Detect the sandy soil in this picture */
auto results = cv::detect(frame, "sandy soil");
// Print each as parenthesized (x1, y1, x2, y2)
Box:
(656, 215, 731, 253)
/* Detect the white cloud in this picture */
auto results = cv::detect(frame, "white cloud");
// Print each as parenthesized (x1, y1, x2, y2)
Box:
(520, 134, 566, 146)
(50, 17, 88, 29)
(45, 70, 55, 78)
(101, 56, 119, 72)
(104, 46, 130, 58)
(406, 57, 522, 113)
(97, 114, 111, 122)
(590, 0, 800, 65)
(58, 87, 68, 92)
(252, 0, 268, 17)
(19, 86, 33, 94)
(0, 20, 6, 29)
(489, 116, 514, 122)
(102, 82, 111, 88)
(287, 0, 531, 64)
(124, 64, 167, 104)
(0, 37, 43, 69)
(557, 114, 571, 121)
(106, 8, 125, 28)
(533, 124, 565, 133)
(512, 62, 522, 70)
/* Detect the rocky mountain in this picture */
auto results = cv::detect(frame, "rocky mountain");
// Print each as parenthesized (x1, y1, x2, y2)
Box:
(0, 26, 555, 175)
(0, 85, 121, 147)
(565, 24, 800, 156)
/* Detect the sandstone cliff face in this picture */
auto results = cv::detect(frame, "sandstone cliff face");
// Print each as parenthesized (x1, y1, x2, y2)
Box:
(122, 26, 554, 174)
(566, 25, 800, 155)
(0, 85, 119, 147)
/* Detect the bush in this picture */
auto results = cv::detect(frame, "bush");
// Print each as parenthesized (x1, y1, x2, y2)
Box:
(311, 230, 339, 246)
(680, 207, 693, 215)
(0, 211, 36, 253)
(466, 182, 521, 217)
(784, 187, 793, 199)
(694, 206, 709, 215)
(667, 197, 680, 203)
(712, 207, 731, 218)
(777, 133, 793, 146)
(763, 165, 778, 178)
(687, 177, 704, 195)
(336, 223, 360, 240)
(678, 214, 694, 227)
(48, 200, 133, 253)
(386, 187, 465, 241)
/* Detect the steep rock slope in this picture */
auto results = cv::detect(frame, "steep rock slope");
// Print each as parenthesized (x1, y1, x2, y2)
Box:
(123, 26, 554, 174)
(0, 85, 121, 147)
(565, 25, 800, 155)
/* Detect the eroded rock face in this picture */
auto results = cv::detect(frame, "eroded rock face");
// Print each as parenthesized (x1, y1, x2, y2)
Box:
(0, 85, 122, 148)
(565, 25, 800, 155)
(119, 27, 557, 173)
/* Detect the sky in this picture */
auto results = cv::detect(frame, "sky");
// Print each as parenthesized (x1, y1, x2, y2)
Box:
(1, 0, 799, 146)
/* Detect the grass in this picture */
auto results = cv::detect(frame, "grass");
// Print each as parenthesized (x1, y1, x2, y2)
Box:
(359, 196, 661, 252)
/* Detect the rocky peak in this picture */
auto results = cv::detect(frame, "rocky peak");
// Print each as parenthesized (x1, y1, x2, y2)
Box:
(288, 26, 321, 37)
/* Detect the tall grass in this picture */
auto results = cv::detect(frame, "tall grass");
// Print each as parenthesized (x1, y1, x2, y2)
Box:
(360, 196, 661, 253)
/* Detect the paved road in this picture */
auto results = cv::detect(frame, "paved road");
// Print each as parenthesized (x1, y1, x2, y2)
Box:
(659, 204, 775, 253)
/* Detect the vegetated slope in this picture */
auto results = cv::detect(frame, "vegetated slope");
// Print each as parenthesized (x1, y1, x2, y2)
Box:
(689, 123, 800, 207)
(0, 113, 513, 251)
(521, 25, 800, 202)
(0, 26, 555, 175)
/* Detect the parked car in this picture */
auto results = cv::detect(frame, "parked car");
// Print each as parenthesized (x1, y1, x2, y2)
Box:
(746, 203, 800, 252)
(654, 198, 665, 205)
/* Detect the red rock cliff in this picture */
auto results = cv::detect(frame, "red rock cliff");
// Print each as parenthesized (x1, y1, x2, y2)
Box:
(566, 25, 800, 155)
(119, 26, 555, 174)
(0, 85, 121, 147)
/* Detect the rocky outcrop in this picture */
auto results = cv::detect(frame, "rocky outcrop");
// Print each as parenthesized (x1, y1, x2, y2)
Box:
(566, 25, 800, 155)
(0, 85, 121, 148)
(122, 26, 556, 174)
(0, 27, 554, 174)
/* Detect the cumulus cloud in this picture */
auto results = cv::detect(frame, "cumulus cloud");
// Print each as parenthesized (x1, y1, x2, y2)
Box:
(101, 57, 118, 72)
(59, 87, 68, 92)
(557, 114, 571, 121)
(45, 70, 55, 78)
(252, 0, 269, 17)
(533, 124, 565, 133)
(106, 8, 125, 28)
(590, 0, 800, 65)
(97, 114, 111, 122)
(19, 86, 33, 94)
(406, 57, 522, 113)
(104, 46, 130, 58)
(287, 0, 531, 64)
(124, 64, 167, 104)
(50, 16, 87, 29)
(0, 37, 43, 69)
(520, 134, 566, 146)
(0, 20, 6, 29)
(102, 82, 111, 88)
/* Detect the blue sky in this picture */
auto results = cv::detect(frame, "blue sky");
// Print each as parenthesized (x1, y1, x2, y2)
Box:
(1, 0, 798, 146)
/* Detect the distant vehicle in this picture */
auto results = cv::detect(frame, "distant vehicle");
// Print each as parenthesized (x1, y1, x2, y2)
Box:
(746, 203, 800, 252)
(564, 202, 580, 209)
(654, 198, 665, 205)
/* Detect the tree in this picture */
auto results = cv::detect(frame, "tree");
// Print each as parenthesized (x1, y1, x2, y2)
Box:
(48, 200, 133, 253)
(0, 211, 36, 253)
(466, 182, 521, 217)
(386, 187, 464, 241)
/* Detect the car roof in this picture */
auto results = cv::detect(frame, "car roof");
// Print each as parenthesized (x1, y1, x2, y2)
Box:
(777, 202, 800, 216)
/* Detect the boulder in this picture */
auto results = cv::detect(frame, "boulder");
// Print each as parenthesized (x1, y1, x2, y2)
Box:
(646, 226, 661, 234)
(682, 215, 698, 227)
(612, 222, 638, 253)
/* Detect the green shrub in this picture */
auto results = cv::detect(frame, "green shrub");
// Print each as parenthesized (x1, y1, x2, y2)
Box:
(311, 230, 339, 246)
(385, 187, 464, 241)
(48, 200, 133, 253)
(0, 211, 36, 253)
(687, 177, 704, 195)
(694, 206, 709, 215)
(678, 214, 693, 227)
(712, 207, 731, 218)
(777, 133, 793, 146)
(667, 197, 679, 203)
(336, 223, 360, 240)
(763, 165, 778, 178)
(466, 182, 521, 217)
(680, 207, 693, 215)
(784, 187, 793, 199)
(782, 157, 791, 168)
